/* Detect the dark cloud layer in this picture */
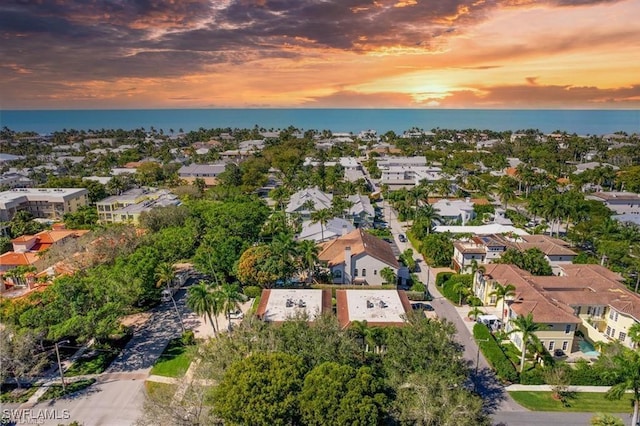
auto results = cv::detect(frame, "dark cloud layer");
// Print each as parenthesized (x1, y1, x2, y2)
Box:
(0, 0, 633, 107)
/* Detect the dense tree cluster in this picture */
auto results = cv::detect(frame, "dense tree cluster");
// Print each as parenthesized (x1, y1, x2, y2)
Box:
(140, 314, 489, 426)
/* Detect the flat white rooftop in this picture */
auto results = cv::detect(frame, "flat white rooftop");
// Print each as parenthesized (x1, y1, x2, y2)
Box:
(337, 290, 410, 327)
(257, 289, 327, 323)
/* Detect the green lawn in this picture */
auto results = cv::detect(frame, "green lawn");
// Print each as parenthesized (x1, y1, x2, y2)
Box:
(150, 339, 194, 378)
(38, 379, 96, 402)
(65, 349, 119, 376)
(0, 384, 39, 403)
(509, 391, 633, 413)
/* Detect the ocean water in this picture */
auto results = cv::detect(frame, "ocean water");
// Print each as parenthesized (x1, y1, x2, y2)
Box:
(0, 109, 638, 135)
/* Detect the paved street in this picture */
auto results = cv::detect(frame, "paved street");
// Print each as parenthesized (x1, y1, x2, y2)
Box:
(383, 201, 630, 425)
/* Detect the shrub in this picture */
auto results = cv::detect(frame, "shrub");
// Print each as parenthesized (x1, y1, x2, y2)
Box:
(410, 281, 426, 293)
(406, 291, 428, 301)
(473, 323, 518, 383)
(181, 330, 195, 346)
(520, 367, 546, 385)
(243, 285, 262, 298)
(436, 272, 453, 287)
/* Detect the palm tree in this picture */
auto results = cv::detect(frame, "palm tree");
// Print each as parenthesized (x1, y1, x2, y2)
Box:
(415, 204, 442, 236)
(467, 306, 486, 320)
(217, 282, 246, 331)
(604, 346, 640, 426)
(380, 267, 397, 286)
(453, 280, 471, 306)
(298, 239, 319, 284)
(629, 323, 640, 348)
(350, 320, 373, 355)
(270, 232, 299, 284)
(311, 208, 333, 242)
(509, 313, 548, 373)
(497, 179, 516, 210)
(187, 281, 219, 337)
(490, 283, 516, 325)
(155, 262, 176, 290)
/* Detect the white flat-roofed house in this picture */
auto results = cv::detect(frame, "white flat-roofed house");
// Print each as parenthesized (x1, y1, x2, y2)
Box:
(336, 289, 412, 328)
(318, 229, 400, 286)
(255, 289, 332, 323)
(0, 188, 89, 222)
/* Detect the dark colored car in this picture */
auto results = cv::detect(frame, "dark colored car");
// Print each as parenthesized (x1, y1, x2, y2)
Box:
(398, 234, 407, 242)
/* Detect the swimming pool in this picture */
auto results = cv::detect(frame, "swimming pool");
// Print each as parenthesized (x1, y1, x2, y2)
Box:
(578, 338, 600, 357)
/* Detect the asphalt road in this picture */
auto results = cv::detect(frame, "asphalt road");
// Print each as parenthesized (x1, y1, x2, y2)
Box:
(383, 201, 627, 425)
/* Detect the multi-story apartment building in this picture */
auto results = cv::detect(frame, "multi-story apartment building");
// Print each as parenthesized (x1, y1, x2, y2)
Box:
(0, 188, 89, 222)
(96, 188, 180, 225)
(473, 263, 640, 353)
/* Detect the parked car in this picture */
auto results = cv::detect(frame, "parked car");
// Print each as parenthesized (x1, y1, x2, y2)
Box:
(398, 234, 407, 242)
(228, 310, 244, 320)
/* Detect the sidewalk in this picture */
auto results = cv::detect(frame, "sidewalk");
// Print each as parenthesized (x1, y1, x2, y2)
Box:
(506, 384, 624, 393)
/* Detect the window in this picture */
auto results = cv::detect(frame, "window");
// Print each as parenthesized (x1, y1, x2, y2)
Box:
(619, 331, 627, 342)
(362, 269, 366, 277)
(354, 269, 358, 277)
(614, 312, 619, 322)
(606, 326, 612, 336)
(609, 310, 615, 320)
(333, 270, 342, 278)
(374, 270, 377, 275)
(564, 324, 571, 334)
(587, 306, 592, 315)
(562, 341, 568, 351)
(548, 341, 555, 350)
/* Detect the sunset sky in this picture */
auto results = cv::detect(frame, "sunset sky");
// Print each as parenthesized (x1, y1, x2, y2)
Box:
(1, 0, 639, 109)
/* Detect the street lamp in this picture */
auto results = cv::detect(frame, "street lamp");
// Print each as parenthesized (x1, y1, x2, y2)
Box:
(54, 340, 70, 391)
(473, 338, 490, 393)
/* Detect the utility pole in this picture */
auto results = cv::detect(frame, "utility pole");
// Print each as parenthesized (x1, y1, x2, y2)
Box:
(167, 281, 186, 334)
(54, 340, 69, 391)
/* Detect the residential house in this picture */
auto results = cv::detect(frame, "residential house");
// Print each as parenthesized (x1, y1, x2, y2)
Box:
(432, 198, 475, 225)
(346, 194, 375, 228)
(178, 163, 227, 186)
(473, 263, 640, 353)
(0, 226, 90, 290)
(297, 218, 355, 243)
(336, 289, 412, 328)
(285, 187, 333, 220)
(453, 234, 577, 273)
(587, 192, 640, 215)
(256, 289, 333, 323)
(318, 229, 400, 286)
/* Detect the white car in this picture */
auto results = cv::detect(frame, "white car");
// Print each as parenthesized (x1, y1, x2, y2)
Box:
(228, 310, 244, 320)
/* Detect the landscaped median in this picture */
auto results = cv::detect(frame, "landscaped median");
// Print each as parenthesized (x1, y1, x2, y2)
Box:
(38, 378, 96, 402)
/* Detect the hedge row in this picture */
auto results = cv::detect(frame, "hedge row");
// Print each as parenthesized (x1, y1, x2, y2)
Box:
(473, 323, 519, 383)
(520, 359, 618, 386)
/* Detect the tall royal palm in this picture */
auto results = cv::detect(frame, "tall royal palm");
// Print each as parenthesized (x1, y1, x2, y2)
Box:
(311, 208, 333, 242)
(218, 282, 246, 331)
(415, 204, 442, 236)
(510, 313, 547, 373)
(187, 281, 219, 338)
(490, 283, 516, 325)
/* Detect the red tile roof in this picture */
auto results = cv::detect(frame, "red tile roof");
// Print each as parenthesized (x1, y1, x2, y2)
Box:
(318, 229, 399, 269)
